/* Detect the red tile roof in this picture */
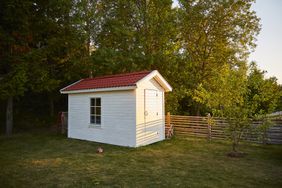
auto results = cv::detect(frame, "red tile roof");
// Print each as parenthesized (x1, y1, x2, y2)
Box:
(62, 70, 152, 92)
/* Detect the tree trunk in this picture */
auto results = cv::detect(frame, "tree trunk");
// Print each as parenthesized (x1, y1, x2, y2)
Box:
(85, 1, 92, 78)
(232, 142, 237, 152)
(6, 96, 13, 136)
(232, 134, 238, 152)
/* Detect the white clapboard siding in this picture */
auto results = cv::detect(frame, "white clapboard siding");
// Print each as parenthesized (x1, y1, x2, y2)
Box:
(65, 71, 170, 147)
(68, 90, 136, 147)
(136, 78, 165, 147)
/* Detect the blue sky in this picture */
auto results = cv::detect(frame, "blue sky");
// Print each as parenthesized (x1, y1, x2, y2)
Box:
(173, 0, 282, 84)
(250, 0, 282, 84)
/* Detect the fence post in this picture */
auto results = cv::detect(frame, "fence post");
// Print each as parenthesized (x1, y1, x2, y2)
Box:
(208, 124, 211, 141)
(207, 113, 212, 141)
(166, 112, 173, 138)
(167, 112, 171, 127)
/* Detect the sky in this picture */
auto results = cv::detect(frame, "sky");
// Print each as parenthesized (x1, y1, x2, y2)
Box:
(172, 0, 282, 84)
(250, 0, 282, 84)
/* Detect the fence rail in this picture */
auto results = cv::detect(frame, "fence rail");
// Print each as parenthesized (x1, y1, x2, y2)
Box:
(165, 114, 282, 144)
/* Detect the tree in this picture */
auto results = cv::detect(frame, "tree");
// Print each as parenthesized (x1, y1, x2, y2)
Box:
(193, 61, 251, 153)
(247, 62, 281, 116)
(92, 0, 178, 75)
(27, 0, 90, 117)
(0, 0, 266, 135)
(72, 0, 102, 76)
(275, 86, 282, 112)
(1, 0, 92, 135)
(175, 0, 260, 115)
(89, 0, 180, 114)
(0, 0, 31, 136)
(194, 61, 281, 153)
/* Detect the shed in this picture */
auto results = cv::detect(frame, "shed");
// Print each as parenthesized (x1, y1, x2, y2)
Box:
(60, 70, 172, 147)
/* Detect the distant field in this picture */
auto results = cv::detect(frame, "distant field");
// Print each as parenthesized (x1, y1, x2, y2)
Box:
(0, 131, 281, 187)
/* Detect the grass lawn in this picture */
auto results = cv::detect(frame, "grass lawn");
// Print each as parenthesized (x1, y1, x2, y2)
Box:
(0, 130, 282, 187)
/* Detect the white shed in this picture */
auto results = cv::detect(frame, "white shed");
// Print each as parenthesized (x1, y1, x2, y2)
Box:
(60, 70, 172, 147)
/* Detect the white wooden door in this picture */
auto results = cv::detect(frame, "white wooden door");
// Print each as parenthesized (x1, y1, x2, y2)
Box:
(144, 89, 163, 142)
(145, 89, 159, 122)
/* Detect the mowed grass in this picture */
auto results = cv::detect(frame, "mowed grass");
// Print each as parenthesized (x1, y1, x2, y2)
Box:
(0, 131, 282, 188)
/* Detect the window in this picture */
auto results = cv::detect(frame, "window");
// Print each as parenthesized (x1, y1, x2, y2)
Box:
(90, 98, 101, 125)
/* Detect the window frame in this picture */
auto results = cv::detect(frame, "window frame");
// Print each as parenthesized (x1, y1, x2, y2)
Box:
(90, 97, 101, 126)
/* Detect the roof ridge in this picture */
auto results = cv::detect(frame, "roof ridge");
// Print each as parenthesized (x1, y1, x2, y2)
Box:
(83, 70, 152, 81)
(60, 70, 157, 92)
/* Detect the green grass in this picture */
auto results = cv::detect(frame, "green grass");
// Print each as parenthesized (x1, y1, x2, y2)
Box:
(0, 131, 282, 187)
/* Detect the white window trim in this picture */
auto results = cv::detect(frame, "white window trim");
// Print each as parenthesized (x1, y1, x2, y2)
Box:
(89, 124, 102, 129)
(89, 97, 102, 127)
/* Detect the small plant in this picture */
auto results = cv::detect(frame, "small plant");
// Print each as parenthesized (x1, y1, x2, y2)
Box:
(256, 115, 273, 144)
(221, 106, 252, 157)
(226, 118, 250, 156)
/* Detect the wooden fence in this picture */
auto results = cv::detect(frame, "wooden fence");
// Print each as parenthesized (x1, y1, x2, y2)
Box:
(165, 114, 282, 144)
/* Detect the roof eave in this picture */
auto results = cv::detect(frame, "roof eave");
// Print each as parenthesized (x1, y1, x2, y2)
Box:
(60, 79, 83, 93)
(60, 85, 137, 94)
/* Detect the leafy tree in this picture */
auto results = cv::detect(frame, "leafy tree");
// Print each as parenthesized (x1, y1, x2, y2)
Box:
(246, 62, 281, 144)
(89, 0, 180, 113)
(72, 0, 102, 76)
(27, 0, 89, 116)
(0, 0, 31, 135)
(176, 0, 260, 115)
(276, 87, 282, 112)
(247, 62, 281, 116)
(92, 0, 178, 75)
(1, 0, 92, 135)
(0, 0, 271, 137)
(193, 62, 251, 153)
(255, 115, 273, 144)
(194, 61, 281, 153)
(91, 0, 141, 74)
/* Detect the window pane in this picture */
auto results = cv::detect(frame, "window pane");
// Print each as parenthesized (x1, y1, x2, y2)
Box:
(90, 98, 101, 125)
(96, 116, 101, 124)
(96, 98, 101, 106)
(91, 98, 95, 106)
(90, 115, 95, 124)
(96, 107, 101, 115)
(91, 107, 95, 115)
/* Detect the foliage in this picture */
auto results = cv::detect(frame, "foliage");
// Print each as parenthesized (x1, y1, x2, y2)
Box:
(223, 106, 252, 152)
(1, 0, 281, 136)
(193, 60, 280, 152)
(276, 97, 282, 112)
(0, 0, 90, 133)
(247, 62, 282, 116)
(206, 113, 215, 126)
(0, 0, 33, 135)
(175, 0, 260, 115)
(0, 0, 31, 99)
(275, 86, 282, 112)
(27, 0, 90, 91)
(92, 0, 178, 75)
(255, 115, 273, 144)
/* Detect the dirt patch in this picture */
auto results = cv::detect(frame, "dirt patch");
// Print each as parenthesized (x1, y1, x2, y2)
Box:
(29, 158, 63, 167)
(227, 151, 247, 158)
